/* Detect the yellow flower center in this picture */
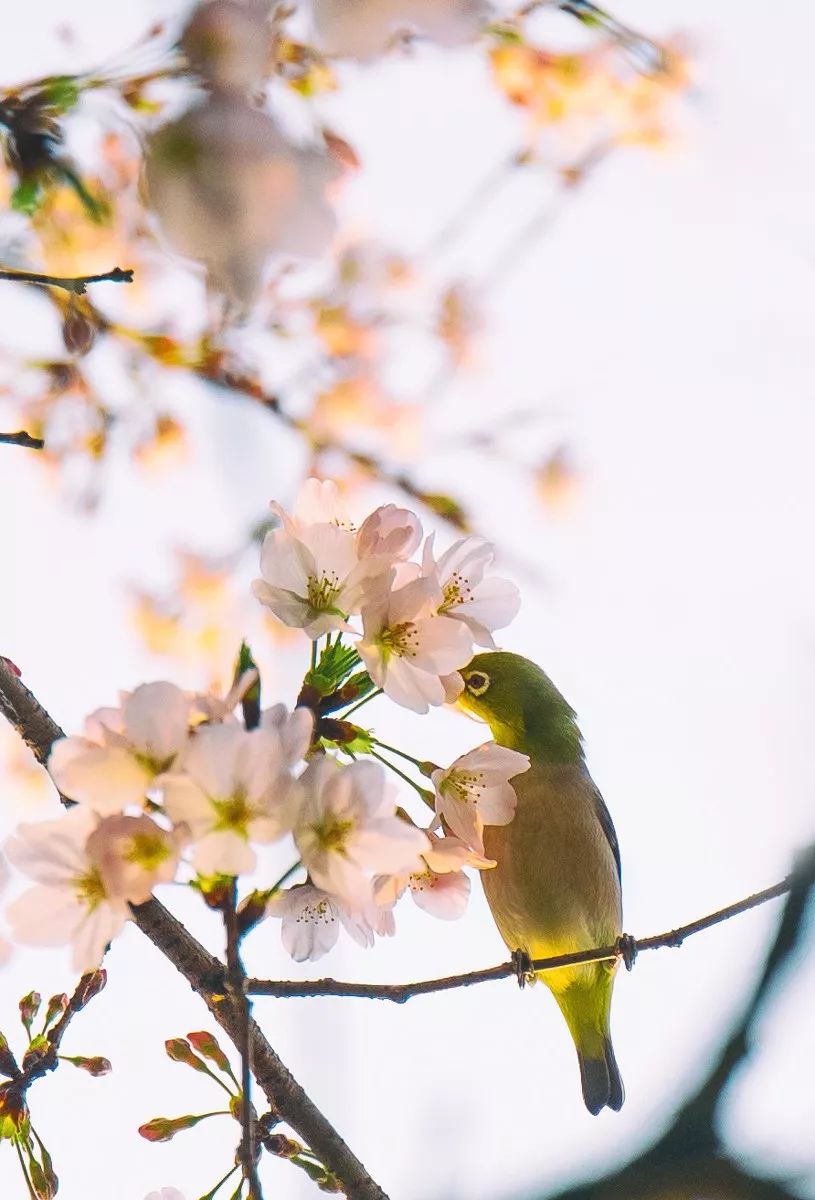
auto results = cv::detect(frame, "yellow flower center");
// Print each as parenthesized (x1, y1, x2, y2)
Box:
(377, 621, 420, 660)
(72, 866, 107, 910)
(439, 571, 474, 613)
(442, 770, 485, 806)
(306, 572, 345, 615)
(123, 831, 171, 871)
(311, 814, 354, 854)
(212, 790, 253, 837)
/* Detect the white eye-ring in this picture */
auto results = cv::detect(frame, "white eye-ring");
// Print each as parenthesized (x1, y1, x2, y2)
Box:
(465, 671, 491, 697)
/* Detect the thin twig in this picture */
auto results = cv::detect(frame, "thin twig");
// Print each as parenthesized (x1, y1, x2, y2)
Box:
(246, 878, 793, 1002)
(0, 659, 389, 1200)
(0, 266, 133, 295)
(223, 883, 262, 1200)
(0, 431, 45, 450)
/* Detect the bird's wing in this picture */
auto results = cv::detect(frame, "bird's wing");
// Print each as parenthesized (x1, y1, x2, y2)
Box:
(591, 786, 621, 884)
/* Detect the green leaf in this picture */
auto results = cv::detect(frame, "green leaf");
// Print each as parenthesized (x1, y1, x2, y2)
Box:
(11, 178, 43, 215)
(42, 75, 81, 114)
(305, 641, 361, 696)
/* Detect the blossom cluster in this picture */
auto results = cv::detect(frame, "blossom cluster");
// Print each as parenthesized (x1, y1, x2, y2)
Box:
(253, 478, 520, 712)
(3, 484, 529, 969)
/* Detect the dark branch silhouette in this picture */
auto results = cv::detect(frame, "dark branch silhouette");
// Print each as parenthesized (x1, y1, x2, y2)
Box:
(0, 265, 133, 294)
(246, 878, 792, 1002)
(0, 431, 45, 449)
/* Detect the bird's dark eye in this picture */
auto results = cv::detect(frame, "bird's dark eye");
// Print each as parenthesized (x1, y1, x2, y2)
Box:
(465, 671, 491, 696)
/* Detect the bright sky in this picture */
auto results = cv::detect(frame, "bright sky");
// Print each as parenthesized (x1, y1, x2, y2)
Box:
(2, 2, 815, 1198)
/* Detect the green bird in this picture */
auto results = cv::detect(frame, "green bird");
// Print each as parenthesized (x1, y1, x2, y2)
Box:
(457, 651, 624, 1115)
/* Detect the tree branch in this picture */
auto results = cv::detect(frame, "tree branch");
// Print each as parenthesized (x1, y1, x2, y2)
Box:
(0, 266, 133, 295)
(0, 431, 45, 450)
(0, 659, 389, 1200)
(223, 882, 262, 1200)
(246, 877, 793, 1002)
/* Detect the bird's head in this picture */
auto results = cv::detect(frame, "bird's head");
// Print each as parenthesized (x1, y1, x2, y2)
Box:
(457, 651, 583, 760)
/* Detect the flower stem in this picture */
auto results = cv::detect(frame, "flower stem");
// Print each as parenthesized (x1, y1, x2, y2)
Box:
(270, 860, 303, 895)
(369, 749, 434, 805)
(310, 639, 319, 672)
(13, 1140, 37, 1200)
(372, 739, 435, 774)
(341, 688, 383, 719)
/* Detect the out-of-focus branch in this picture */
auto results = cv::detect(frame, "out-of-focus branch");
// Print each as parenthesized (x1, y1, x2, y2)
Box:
(0, 659, 389, 1200)
(522, 850, 815, 1200)
(223, 883, 262, 1200)
(0, 431, 45, 449)
(0, 266, 133, 295)
(246, 877, 792, 1000)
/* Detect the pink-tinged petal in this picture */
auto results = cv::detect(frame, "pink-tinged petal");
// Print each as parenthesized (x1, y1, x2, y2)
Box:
(357, 505, 422, 560)
(411, 616, 473, 674)
(435, 535, 493, 585)
(7, 885, 86, 945)
(455, 743, 530, 779)
(372, 873, 407, 907)
(84, 706, 125, 742)
(268, 885, 341, 962)
(50, 742, 151, 815)
(309, 853, 372, 912)
(235, 728, 284, 803)
(251, 579, 314, 628)
(301, 522, 359, 582)
(259, 529, 314, 593)
(293, 478, 351, 528)
(182, 724, 245, 800)
(71, 901, 130, 972)
(410, 870, 470, 919)
(454, 577, 521, 642)
(380, 657, 443, 713)
(191, 831, 256, 877)
(161, 776, 216, 840)
(123, 682, 190, 763)
(431, 784, 486, 855)
(86, 815, 182, 903)
(475, 780, 519, 826)
(422, 834, 495, 873)
(6, 809, 98, 885)
(261, 705, 313, 764)
(441, 672, 465, 702)
(352, 819, 429, 874)
(388, 575, 437, 625)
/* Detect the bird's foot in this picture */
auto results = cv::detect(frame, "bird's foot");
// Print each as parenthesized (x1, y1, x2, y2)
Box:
(512, 948, 535, 989)
(616, 933, 638, 972)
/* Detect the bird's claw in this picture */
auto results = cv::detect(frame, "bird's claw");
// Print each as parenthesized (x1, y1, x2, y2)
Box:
(512, 948, 534, 989)
(616, 933, 638, 971)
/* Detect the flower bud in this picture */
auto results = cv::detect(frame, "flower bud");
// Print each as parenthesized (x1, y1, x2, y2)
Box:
(62, 297, 97, 356)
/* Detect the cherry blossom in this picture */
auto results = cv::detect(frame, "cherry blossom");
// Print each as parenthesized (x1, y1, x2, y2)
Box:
(85, 815, 184, 904)
(431, 743, 530, 854)
(161, 722, 298, 876)
(252, 517, 374, 639)
(146, 95, 338, 306)
(268, 882, 396, 961)
(374, 832, 494, 920)
(358, 574, 473, 713)
(422, 534, 521, 648)
(312, 0, 485, 59)
(267, 884, 342, 962)
(5, 808, 132, 972)
(48, 682, 191, 816)
(356, 504, 422, 562)
(294, 758, 429, 910)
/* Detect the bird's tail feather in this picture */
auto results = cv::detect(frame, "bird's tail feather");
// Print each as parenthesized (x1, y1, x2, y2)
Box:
(577, 1039, 624, 1114)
